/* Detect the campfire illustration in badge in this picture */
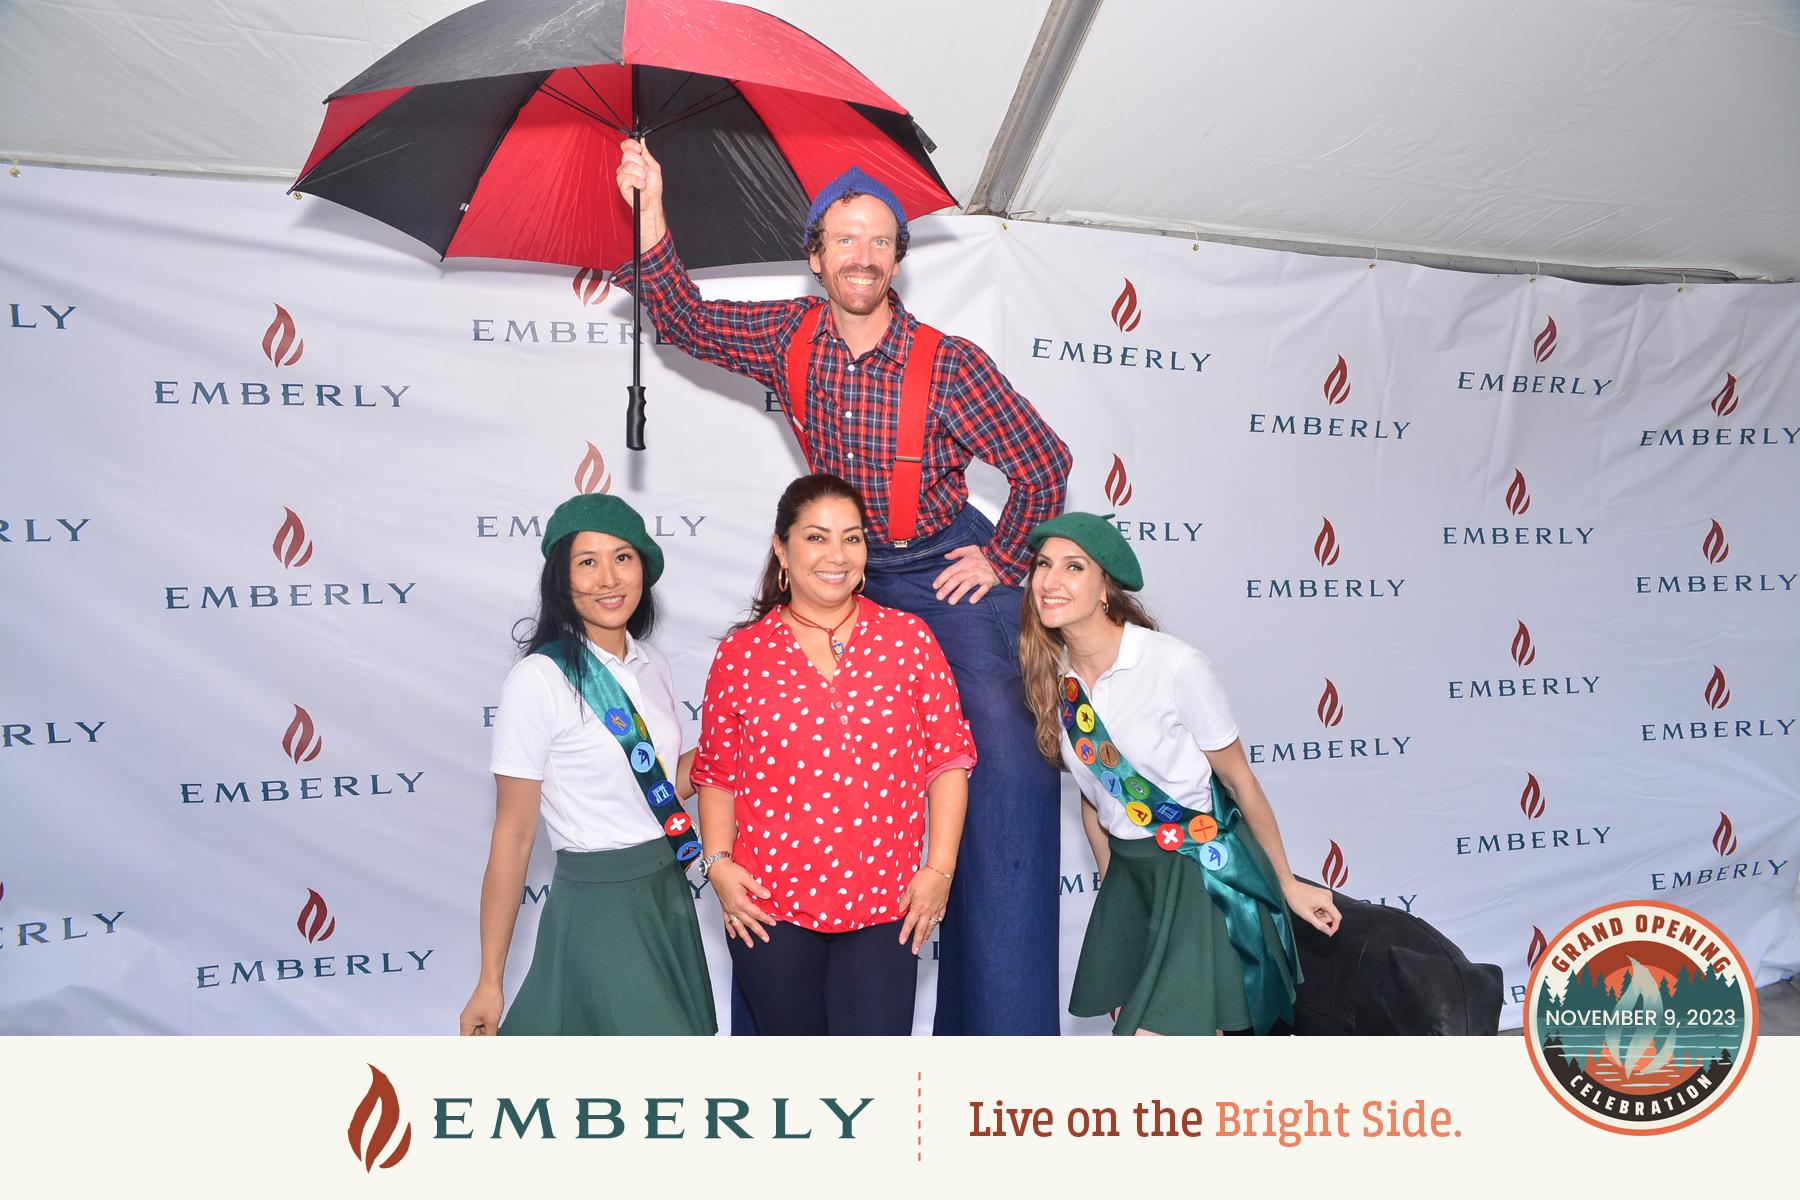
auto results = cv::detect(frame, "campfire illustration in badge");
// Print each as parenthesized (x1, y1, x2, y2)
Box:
(1523, 900, 1758, 1134)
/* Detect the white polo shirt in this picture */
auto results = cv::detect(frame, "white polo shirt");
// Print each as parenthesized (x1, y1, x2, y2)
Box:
(490, 635, 683, 853)
(1059, 623, 1240, 841)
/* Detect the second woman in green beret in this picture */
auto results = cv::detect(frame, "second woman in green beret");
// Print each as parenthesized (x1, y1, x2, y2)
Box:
(459, 493, 716, 1036)
(1019, 512, 1339, 1036)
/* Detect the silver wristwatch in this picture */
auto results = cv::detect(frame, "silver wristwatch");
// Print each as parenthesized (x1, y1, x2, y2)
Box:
(697, 849, 733, 879)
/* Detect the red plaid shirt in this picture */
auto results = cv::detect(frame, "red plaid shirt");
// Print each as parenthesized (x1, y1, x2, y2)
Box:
(624, 235, 1070, 583)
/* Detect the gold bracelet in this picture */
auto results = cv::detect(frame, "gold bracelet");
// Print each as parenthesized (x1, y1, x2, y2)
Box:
(922, 863, 954, 882)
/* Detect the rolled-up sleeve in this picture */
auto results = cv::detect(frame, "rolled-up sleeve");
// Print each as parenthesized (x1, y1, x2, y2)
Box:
(907, 619, 977, 783)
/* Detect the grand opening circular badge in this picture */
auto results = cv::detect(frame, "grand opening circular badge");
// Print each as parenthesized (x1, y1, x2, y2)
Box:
(1524, 901, 1759, 1134)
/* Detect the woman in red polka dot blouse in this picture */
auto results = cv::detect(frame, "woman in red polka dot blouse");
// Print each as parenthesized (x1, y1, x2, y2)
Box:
(693, 473, 974, 1035)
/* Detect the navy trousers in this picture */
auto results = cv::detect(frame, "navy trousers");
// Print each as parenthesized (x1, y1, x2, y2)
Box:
(863, 504, 1061, 1035)
(728, 921, 918, 1036)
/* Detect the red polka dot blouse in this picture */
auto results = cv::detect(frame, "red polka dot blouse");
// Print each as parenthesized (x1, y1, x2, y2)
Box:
(693, 596, 976, 931)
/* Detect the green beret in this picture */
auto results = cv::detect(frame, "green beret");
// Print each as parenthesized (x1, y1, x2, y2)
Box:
(1027, 511, 1143, 591)
(540, 493, 665, 585)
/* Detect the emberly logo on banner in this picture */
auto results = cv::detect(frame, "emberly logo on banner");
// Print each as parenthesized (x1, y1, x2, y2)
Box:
(1638, 664, 1794, 744)
(1247, 354, 1413, 443)
(470, 266, 671, 348)
(1639, 371, 1799, 449)
(1632, 517, 1796, 595)
(1446, 621, 1599, 701)
(7, 303, 77, 331)
(1026, 278, 1215, 376)
(1087, 454, 1203, 543)
(1453, 771, 1612, 858)
(0, 517, 91, 544)
(476, 442, 707, 541)
(1246, 516, 1404, 599)
(1245, 677, 1413, 766)
(180, 703, 424, 808)
(164, 508, 417, 611)
(1317, 840, 1418, 912)
(1439, 468, 1595, 548)
(1648, 811, 1788, 895)
(194, 887, 435, 988)
(1453, 316, 1616, 399)
(153, 303, 412, 409)
(0, 881, 125, 953)
(1, 718, 106, 749)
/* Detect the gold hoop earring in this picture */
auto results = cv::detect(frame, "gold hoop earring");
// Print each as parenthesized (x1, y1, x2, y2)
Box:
(854, 573, 866, 594)
(778, 567, 790, 593)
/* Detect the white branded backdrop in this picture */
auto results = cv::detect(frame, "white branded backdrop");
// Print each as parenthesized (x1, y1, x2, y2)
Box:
(3, 165, 1797, 1035)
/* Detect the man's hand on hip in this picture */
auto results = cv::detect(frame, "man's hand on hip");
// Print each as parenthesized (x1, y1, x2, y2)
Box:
(615, 138, 668, 248)
(933, 545, 1000, 605)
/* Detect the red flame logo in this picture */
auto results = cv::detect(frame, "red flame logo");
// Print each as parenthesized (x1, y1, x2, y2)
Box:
(1531, 316, 1557, 364)
(1704, 666, 1731, 710)
(1712, 812, 1738, 857)
(272, 507, 315, 569)
(572, 267, 611, 307)
(261, 303, 305, 367)
(1505, 469, 1531, 516)
(1103, 454, 1133, 506)
(1316, 678, 1344, 728)
(1701, 519, 1730, 564)
(1109, 279, 1142, 333)
(297, 887, 337, 943)
(1510, 621, 1537, 667)
(1312, 517, 1341, 566)
(574, 441, 613, 495)
(1527, 926, 1547, 968)
(1321, 840, 1348, 889)
(1709, 372, 1738, 418)
(1519, 772, 1545, 820)
(348, 1064, 412, 1172)
(1323, 355, 1350, 405)
(282, 704, 323, 763)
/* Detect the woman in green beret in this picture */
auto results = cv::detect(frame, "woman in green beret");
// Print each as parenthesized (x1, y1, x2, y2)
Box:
(1019, 512, 1339, 1036)
(459, 493, 716, 1036)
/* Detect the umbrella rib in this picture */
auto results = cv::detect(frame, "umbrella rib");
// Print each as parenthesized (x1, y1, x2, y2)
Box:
(539, 84, 629, 135)
(570, 65, 632, 132)
(642, 83, 740, 137)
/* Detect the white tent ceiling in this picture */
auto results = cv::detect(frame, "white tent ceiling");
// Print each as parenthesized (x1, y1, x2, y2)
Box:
(4, 0, 1798, 280)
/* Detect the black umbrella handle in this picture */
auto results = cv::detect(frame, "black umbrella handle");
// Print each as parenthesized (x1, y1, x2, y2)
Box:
(627, 184, 647, 451)
(626, 384, 647, 451)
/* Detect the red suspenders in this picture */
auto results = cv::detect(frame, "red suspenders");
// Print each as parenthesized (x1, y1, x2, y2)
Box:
(782, 304, 943, 547)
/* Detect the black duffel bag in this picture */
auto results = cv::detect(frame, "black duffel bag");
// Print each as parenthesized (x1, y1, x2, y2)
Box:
(1288, 883, 1503, 1035)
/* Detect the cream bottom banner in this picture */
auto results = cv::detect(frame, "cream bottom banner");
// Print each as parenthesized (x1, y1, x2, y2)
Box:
(1, 1036, 1788, 1193)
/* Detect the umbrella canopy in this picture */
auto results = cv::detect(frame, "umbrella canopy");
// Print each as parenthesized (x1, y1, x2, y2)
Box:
(293, 0, 955, 270)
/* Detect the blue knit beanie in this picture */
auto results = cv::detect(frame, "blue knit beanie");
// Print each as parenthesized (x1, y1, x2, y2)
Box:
(805, 167, 907, 241)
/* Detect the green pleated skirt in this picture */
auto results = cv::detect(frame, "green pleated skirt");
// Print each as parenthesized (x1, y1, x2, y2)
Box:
(1070, 829, 1297, 1036)
(500, 839, 717, 1036)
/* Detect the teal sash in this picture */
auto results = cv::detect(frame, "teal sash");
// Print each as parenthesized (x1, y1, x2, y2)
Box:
(1062, 674, 1299, 1033)
(538, 644, 700, 865)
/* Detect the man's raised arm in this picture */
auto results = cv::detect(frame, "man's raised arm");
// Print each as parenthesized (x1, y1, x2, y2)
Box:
(612, 138, 802, 394)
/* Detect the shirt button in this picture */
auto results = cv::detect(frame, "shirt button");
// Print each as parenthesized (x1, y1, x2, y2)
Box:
(847, 363, 858, 373)
(846, 451, 856, 461)
(842, 410, 851, 420)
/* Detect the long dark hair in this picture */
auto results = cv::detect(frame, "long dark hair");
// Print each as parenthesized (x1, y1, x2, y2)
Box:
(731, 473, 870, 633)
(515, 533, 659, 696)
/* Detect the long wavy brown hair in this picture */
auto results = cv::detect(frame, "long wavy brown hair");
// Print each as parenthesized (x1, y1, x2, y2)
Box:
(731, 472, 871, 633)
(1018, 558, 1159, 764)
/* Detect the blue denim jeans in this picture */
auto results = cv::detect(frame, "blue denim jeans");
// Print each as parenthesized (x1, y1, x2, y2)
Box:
(862, 504, 1061, 1035)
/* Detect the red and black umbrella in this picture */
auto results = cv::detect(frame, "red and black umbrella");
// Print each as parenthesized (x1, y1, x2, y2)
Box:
(294, 0, 954, 448)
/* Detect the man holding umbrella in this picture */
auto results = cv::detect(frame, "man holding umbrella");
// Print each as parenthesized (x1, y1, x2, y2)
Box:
(617, 138, 1070, 1036)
